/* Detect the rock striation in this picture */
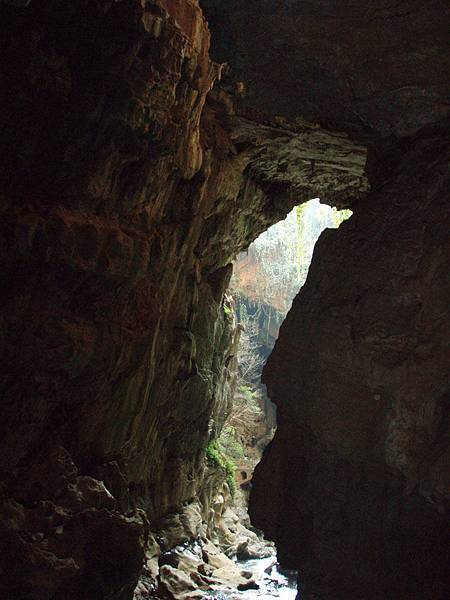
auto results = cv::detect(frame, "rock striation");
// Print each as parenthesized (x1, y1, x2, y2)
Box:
(0, 1, 367, 597)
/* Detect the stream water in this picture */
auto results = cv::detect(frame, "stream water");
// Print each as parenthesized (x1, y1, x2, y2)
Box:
(204, 556, 298, 599)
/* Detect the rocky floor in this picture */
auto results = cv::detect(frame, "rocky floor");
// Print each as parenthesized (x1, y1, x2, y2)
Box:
(208, 556, 298, 600)
(133, 503, 276, 599)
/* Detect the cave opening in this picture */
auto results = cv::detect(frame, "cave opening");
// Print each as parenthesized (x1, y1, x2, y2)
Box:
(207, 199, 352, 595)
(224, 198, 352, 475)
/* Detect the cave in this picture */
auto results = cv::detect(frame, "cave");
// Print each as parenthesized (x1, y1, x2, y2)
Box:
(0, 1, 448, 599)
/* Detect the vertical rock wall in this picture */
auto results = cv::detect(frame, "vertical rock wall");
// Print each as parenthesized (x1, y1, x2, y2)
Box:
(251, 126, 450, 598)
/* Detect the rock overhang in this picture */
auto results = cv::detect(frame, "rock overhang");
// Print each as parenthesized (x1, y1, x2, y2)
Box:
(201, 0, 450, 139)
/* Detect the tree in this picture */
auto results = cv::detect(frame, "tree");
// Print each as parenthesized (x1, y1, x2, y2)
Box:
(236, 317, 264, 382)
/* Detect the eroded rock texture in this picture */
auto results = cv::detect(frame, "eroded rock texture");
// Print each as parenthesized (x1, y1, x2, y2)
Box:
(0, 1, 367, 597)
(199, 3, 450, 598)
(251, 127, 450, 598)
(2, 0, 447, 597)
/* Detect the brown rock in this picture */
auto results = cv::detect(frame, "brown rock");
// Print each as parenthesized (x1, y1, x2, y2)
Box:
(0, 0, 446, 598)
(159, 564, 199, 599)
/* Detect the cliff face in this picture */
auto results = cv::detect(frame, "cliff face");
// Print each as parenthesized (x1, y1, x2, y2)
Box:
(251, 128, 450, 598)
(0, 1, 220, 595)
(0, 1, 368, 597)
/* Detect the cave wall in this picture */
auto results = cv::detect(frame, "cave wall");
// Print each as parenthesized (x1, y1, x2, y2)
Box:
(0, 1, 368, 597)
(195, 3, 450, 597)
(2, 1, 446, 598)
(201, 0, 450, 138)
(251, 126, 450, 598)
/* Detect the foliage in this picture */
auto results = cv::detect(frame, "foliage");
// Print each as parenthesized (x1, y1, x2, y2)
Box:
(237, 385, 260, 412)
(211, 199, 354, 498)
(232, 199, 352, 316)
(223, 303, 232, 317)
(206, 440, 221, 464)
(206, 440, 236, 497)
(239, 384, 255, 401)
(331, 207, 352, 228)
(227, 382, 263, 442)
(218, 425, 245, 461)
(223, 199, 353, 462)
(295, 200, 352, 283)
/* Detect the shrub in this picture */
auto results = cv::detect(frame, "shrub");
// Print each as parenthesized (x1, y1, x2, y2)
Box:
(223, 304, 232, 317)
(206, 440, 236, 497)
(224, 461, 236, 497)
(217, 425, 245, 461)
(206, 441, 222, 465)
(238, 384, 255, 399)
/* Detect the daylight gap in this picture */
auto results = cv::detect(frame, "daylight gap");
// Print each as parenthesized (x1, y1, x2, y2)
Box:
(220, 198, 351, 529)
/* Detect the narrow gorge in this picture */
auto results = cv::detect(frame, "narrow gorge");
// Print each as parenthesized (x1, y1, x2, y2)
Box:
(0, 1, 448, 599)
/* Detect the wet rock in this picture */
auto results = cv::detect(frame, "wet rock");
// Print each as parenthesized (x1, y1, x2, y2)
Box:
(236, 539, 270, 561)
(238, 579, 259, 591)
(240, 569, 254, 579)
(159, 550, 180, 570)
(202, 540, 250, 589)
(215, 506, 274, 561)
(264, 560, 277, 575)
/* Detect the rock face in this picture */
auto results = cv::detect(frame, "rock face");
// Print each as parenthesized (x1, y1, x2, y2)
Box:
(251, 126, 450, 598)
(1, 0, 447, 598)
(202, 0, 450, 138)
(199, 3, 450, 597)
(0, 1, 367, 597)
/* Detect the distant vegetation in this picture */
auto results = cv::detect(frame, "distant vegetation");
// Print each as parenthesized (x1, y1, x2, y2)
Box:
(232, 199, 352, 316)
(206, 440, 236, 497)
(211, 200, 352, 500)
(217, 425, 245, 461)
(226, 200, 352, 460)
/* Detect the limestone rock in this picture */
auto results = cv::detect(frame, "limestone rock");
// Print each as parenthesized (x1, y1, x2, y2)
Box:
(238, 579, 259, 591)
(155, 501, 205, 553)
(159, 564, 202, 599)
(0, 446, 147, 598)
